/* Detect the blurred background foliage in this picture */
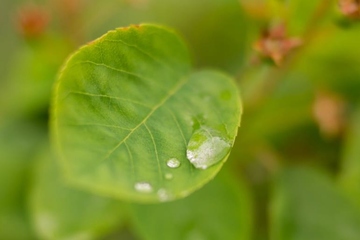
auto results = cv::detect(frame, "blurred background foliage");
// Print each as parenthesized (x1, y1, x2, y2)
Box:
(1, 0, 360, 239)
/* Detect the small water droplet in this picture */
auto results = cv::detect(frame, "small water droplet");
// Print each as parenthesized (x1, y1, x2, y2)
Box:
(37, 213, 57, 238)
(157, 188, 170, 202)
(165, 173, 173, 180)
(186, 228, 207, 240)
(134, 182, 153, 193)
(186, 126, 231, 169)
(201, 93, 211, 102)
(166, 158, 181, 168)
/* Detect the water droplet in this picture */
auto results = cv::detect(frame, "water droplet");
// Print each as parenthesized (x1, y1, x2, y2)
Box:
(201, 93, 211, 102)
(157, 188, 171, 202)
(165, 173, 173, 180)
(134, 182, 153, 193)
(186, 228, 207, 240)
(186, 126, 231, 169)
(37, 213, 58, 238)
(166, 158, 181, 168)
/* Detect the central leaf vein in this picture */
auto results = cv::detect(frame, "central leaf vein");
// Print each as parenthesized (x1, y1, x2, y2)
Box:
(124, 141, 135, 180)
(101, 77, 188, 162)
(168, 108, 193, 175)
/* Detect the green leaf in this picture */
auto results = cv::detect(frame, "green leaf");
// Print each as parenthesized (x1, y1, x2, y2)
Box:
(270, 167, 360, 240)
(29, 147, 126, 240)
(286, 0, 329, 35)
(130, 169, 253, 240)
(0, 121, 44, 210)
(0, 120, 46, 240)
(51, 24, 242, 203)
(241, 70, 314, 140)
(297, 27, 360, 103)
(339, 109, 360, 207)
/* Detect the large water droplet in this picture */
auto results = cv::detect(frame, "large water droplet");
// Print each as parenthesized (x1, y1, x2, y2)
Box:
(186, 126, 231, 169)
(134, 182, 153, 193)
(166, 158, 181, 168)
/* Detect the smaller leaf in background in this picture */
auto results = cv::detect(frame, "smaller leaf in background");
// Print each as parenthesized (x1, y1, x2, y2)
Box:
(0, 120, 46, 240)
(52, 24, 242, 203)
(338, 109, 360, 207)
(270, 167, 360, 240)
(130, 169, 253, 240)
(240, 71, 314, 140)
(234, 68, 318, 170)
(29, 147, 126, 240)
(296, 26, 360, 103)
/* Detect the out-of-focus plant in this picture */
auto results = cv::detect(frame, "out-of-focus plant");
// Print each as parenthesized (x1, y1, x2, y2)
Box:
(2, 0, 360, 240)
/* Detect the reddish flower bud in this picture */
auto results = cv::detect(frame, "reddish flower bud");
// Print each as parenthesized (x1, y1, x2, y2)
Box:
(339, 0, 360, 18)
(253, 23, 302, 66)
(313, 91, 346, 138)
(16, 4, 49, 39)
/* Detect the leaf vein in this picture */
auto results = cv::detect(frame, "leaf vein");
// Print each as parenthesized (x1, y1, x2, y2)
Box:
(73, 60, 149, 81)
(65, 123, 132, 131)
(100, 77, 188, 162)
(72, 61, 167, 90)
(167, 108, 193, 175)
(103, 39, 172, 71)
(124, 141, 135, 180)
(144, 123, 163, 181)
(68, 91, 152, 108)
(168, 108, 187, 146)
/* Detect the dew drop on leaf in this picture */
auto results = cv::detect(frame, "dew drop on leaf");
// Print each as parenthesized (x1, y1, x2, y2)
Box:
(165, 173, 174, 180)
(134, 182, 153, 193)
(157, 188, 171, 202)
(166, 158, 181, 168)
(37, 213, 58, 237)
(165, 173, 173, 180)
(186, 126, 231, 169)
(185, 228, 207, 240)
